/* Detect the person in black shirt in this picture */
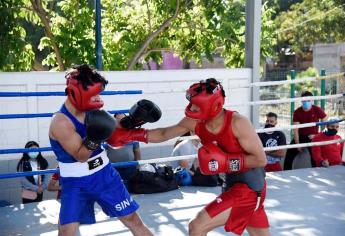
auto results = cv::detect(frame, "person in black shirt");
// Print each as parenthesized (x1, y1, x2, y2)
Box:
(258, 112, 286, 172)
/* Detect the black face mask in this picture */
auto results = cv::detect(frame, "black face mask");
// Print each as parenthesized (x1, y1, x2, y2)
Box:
(264, 124, 275, 129)
(324, 128, 338, 136)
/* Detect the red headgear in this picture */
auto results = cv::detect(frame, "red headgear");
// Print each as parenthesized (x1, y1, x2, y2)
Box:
(185, 79, 225, 121)
(65, 73, 105, 111)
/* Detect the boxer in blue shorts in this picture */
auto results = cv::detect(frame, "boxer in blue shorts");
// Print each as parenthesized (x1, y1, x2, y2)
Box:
(49, 64, 153, 236)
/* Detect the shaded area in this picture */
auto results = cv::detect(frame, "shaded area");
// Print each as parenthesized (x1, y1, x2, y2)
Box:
(1, 166, 345, 235)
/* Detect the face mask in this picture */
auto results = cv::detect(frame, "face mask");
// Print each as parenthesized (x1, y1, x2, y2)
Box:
(324, 128, 338, 136)
(28, 152, 39, 159)
(264, 124, 275, 129)
(302, 101, 312, 110)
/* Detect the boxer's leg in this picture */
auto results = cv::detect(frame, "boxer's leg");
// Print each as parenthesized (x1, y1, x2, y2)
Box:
(119, 212, 153, 236)
(246, 226, 271, 236)
(58, 223, 79, 236)
(189, 208, 232, 236)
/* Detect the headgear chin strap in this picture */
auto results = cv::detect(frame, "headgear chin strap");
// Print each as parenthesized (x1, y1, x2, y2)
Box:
(185, 78, 225, 121)
(65, 73, 104, 111)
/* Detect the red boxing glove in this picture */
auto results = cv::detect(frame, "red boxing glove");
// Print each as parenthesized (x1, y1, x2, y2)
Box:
(107, 128, 148, 147)
(198, 143, 245, 175)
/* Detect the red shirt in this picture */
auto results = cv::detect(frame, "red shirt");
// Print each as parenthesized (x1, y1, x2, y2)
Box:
(293, 105, 326, 135)
(311, 133, 343, 167)
(195, 110, 245, 154)
(51, 172, 60, 181)
(51, 172, 61, 199)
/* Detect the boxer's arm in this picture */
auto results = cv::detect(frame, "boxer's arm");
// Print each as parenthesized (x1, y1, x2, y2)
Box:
(147, 117, 196, 143)
(50, 114, 92, 163)
(232, 114, 267, 168)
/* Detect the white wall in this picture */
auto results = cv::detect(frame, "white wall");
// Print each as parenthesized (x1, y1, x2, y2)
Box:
(0, 68, 251, 204)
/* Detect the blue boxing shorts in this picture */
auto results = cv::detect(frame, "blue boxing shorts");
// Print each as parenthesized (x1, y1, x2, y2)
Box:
(59, 163, 139, 225)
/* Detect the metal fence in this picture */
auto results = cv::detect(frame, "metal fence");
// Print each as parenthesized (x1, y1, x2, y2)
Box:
(259, 69, 345, 142)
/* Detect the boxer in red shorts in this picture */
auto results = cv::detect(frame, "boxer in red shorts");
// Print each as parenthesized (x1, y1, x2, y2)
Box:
(108, 78, 270, 235)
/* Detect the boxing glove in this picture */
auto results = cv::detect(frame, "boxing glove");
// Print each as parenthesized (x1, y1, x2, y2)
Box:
(107, 128, 148, 147)
(120, 99, 162, 129)
(83, 110, 116, 150)
(198, 143, 245, 175)
(174, 167, 192, 186)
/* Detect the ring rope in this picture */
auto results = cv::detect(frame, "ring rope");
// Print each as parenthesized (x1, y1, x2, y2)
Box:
(1, 119, 343, 154)
(227, 72, 345, 89)
(0, 90, 142, 97)
(256, 119, 345, 133)
(0, 138, 344, 179)
(0, 147, 53, 154)
(228, 93, 344, 106)
(144, 72, 345, 93)
(0, 109, 130, 119)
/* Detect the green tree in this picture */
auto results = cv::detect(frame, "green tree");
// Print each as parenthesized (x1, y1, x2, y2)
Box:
(0, 0, 35, 71)
(1, 0, 278, 71)
(103, 0, 277, 69)
(275, 0, 345, 53)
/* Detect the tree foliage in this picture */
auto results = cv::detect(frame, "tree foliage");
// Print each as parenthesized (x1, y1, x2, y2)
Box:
(1, 0, 277, 71)
(275, 0, 345, 53)
(0, 0, 35, 71)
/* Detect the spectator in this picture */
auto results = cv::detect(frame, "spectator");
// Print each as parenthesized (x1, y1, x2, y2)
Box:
(258, 112, 286, 172)
(172, 131, 221, 187)
(171, 131, 199, 186)
(311, 118, 344, 167)
(106, 114, 141, 186)
(284, 91, 327, 170)
(47, 166, 61, 200)
(17, 141, 49, 204)
(171, 131, 200, 171)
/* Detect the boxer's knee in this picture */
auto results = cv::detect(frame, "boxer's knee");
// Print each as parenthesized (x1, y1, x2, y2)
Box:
(120, 212, 144, 229)
(188, 212, 207, 235)
(58, 222, 79, 236)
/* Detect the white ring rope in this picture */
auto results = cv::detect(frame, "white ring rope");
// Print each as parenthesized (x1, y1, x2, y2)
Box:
(228, 93, 344, 106)
(137, 74, 345, 166)
(255, 120, 344, 133)
(228, 72, 345, 89)
(158, 93, 344, 112)
(175, 120, 344, 140)
(138, 139, 345, 165)
(143, 72, 345, 94)
(228, 76, 316, 89)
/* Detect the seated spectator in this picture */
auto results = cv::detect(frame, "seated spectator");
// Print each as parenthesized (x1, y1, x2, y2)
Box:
(311, 118, 344, 167)
(106, 114, 141, 187)
(171, 131, 200, 171)
(47, 166, 61, 200)
(172, 132, 220, 187)
(284, 91, 328, 170)
(17, 141, 49, 204)
(171, 131, 199, 186)
(258, 112, 287, 172)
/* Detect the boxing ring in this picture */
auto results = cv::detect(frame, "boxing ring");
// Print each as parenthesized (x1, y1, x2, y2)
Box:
(1, 69, 345, 235)
(1, 166, 345, 236)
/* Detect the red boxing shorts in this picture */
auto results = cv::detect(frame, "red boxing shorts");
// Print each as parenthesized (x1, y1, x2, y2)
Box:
(265, 162, 282, 172)
(205, 183, 269, 235)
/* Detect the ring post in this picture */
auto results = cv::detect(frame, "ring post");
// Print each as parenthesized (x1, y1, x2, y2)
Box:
(290, 70, 296, 125)
(313, 89, 319, 106)
(320, 69, 326, 110)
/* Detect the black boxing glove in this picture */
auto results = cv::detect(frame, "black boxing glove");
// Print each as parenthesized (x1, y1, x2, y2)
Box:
(83, 110, 116, 150)
(120, 99, 162, 129)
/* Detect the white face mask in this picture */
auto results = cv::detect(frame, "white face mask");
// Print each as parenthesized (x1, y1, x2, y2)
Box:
(28, 152, 39, 159)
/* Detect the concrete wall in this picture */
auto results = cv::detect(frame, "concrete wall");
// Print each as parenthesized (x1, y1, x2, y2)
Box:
(312, 43, 345, 73)
(0, 68, 251, 205)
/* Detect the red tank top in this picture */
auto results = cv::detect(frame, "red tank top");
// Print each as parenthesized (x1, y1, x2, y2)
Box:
(195, 110, 245, 154)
